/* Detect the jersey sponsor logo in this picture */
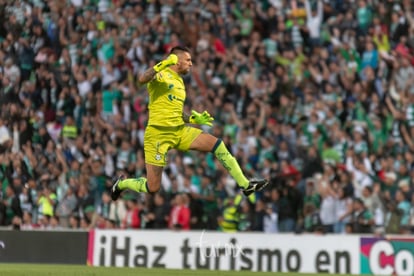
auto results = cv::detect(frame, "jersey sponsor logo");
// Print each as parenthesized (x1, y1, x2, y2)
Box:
(168, 93, 184, 103)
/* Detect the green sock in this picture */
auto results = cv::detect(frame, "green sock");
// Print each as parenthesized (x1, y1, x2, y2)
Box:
(213, 140, 249, 189)
(118, 177, 148, 193)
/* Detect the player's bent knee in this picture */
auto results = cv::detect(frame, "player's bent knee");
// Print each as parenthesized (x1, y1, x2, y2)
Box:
(147, 182, 161, 193)
(148, 186, 160, 193)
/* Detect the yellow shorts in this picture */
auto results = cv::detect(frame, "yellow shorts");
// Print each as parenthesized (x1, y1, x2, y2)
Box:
(144, 125, 203, 166)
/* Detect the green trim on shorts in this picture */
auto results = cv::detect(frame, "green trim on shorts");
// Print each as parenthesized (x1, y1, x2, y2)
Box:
(148, 124, 185, 131)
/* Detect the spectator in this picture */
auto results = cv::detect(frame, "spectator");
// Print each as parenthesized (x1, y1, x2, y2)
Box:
(144, 193, 170, 229)
(319, 183, 337, 233)
(4, 58, 21, 85)
(195, 174, 218, 230)
(0, 118, 11, 153)
(55, 187, 78, 228)
(68, 214, 80, 230)
(356, 0, 373, 35)
(168, 194, 191, 230)
(304, 0, 324, 49)
(395, 189, 411, 227)
(75, 184, 94, 217)
(263, 202, 278, 233)
(20, 211, 36, 230)
(278, 179, 302, 232)
(37, 215, 51, 230)
(96, 191, 112, 221)
(301, 146, 324, 180)
(107, 197, 127, 228)
(49, 216, 62, 230)
(252, 199, 266, 232)
(238, 197, 254, 231)
(61, 115, 78, 140)
(121, 193, 141, 229)
(334, 186, 353, 234)
(349, 198, 374, 234)
(37, 186, 57, 219)
(0, 185, 22, 225)
(361, 185, 384, 222)
(301, 202, 322, 233)
(218, 196, 239, 233)
(19, 183, 33, 214)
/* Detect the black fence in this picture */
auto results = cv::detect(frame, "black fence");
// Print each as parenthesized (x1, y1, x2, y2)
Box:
(0, 230, 88, 264)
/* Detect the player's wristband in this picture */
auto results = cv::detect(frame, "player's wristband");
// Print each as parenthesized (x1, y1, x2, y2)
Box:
(153, 54, 178, 72)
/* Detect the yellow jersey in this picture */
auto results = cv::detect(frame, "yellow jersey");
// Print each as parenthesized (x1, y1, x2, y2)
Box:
(147, 68, 186, 127)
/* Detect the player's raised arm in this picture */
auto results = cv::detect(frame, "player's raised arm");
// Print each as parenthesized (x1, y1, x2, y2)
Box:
(138, 54, 178, 85)
(137, 67, 157, 85)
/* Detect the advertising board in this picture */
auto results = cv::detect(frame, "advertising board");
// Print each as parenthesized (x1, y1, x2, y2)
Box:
(88, 230, 360, 274)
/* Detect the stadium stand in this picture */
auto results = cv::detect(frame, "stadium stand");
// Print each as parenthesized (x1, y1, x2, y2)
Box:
(0, 0, 414, 235)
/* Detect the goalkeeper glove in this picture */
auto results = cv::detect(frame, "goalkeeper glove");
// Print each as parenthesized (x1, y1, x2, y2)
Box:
(189, 110, 214, 126)
(153, 54, 178, 72)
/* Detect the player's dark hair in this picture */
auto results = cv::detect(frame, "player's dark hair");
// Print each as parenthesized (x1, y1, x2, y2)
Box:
(169, 46, 190, 55)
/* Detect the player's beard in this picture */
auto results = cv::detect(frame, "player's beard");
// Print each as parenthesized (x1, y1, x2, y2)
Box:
(180, 67, 191, 75)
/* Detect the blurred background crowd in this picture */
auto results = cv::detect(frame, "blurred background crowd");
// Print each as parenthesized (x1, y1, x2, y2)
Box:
(1, 0, 414, 235)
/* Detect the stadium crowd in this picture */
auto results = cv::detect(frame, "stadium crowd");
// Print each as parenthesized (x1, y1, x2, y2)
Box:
(1, 0, 414, 235)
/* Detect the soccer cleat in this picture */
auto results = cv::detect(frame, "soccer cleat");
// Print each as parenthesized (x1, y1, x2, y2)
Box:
(111, 175, 125, 201)
(243, 179, 269, 196)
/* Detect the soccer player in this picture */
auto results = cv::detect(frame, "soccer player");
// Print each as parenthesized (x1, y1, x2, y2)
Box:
(111, 46, 268, 200)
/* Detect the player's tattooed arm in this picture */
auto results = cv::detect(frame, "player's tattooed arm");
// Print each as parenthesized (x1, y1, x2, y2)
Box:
(182, 112, 191, 123)
(138, 68, 157, 85)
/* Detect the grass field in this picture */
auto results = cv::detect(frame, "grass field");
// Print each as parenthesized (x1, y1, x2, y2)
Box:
(0, 264, 358, 276)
